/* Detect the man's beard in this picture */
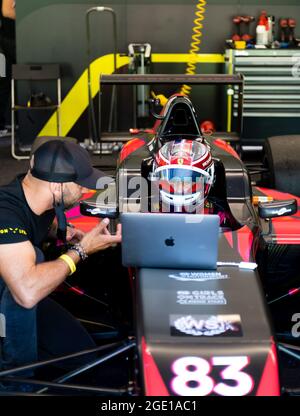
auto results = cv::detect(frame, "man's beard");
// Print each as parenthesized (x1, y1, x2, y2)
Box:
(63, 198, 78, 210)
(62, 187, 80, 210)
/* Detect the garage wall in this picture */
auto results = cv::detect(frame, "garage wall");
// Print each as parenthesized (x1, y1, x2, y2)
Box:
(14, 1, 300, 142)
(16, 1, 300, 81)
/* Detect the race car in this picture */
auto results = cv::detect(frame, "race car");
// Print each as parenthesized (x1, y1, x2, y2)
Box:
(2, 76, 300, 396)
(77, 89, 300, 396)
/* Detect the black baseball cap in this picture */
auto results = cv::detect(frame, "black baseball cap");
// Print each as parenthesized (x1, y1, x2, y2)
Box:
(31, 139, 107, 189)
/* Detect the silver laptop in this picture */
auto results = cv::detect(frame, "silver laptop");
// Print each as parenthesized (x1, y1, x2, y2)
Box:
(121, 213, 219, 269)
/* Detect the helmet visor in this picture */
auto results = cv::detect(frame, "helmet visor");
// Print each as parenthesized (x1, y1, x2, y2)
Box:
(156, 165, 206, 195)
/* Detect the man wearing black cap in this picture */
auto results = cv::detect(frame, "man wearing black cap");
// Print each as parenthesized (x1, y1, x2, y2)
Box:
(0, 139, 121, 388)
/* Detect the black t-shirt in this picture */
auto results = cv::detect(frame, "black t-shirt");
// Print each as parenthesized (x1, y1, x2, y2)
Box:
(0, 175, 55, 248)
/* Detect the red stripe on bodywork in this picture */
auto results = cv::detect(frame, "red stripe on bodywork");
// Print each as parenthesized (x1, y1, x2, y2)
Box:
(213, 138, 240, 159)
(256, 341, 280, 396)
(68, 217, 99, 233)
(66, 192, 96, 220)
(66, 205, 81, 219)
(224, 231, 234, 248)
(237, 226, 254, 262)
(141, 337, 169, 396)
(153, 117, 162, 132)
(66, 191, 99, 233)
(119, 138, 146, 164)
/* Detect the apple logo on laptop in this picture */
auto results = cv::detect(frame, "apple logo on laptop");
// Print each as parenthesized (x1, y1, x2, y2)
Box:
(165, 236, 175, 247)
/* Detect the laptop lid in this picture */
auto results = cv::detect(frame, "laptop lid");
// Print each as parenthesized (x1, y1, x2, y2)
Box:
(121, 213, 219, 269)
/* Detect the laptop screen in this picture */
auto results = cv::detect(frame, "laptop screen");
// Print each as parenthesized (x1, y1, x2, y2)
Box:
(121, 213, 219, 269)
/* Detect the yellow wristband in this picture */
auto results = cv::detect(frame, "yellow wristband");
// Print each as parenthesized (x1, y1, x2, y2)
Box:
(59, 254, 77, 275)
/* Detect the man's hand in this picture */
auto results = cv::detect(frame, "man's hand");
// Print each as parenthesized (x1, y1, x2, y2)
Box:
(66, 224, 85, 243)
(80, 218, 122, 255)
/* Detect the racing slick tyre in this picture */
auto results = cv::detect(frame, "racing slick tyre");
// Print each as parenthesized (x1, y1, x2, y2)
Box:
(264, 135, 300, 196)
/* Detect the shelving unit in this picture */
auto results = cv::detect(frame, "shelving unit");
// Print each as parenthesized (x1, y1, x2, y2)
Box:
(225, 49, 300, 146)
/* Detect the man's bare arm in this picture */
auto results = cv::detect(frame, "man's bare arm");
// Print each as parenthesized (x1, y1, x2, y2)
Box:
(0, 220, 121, 309)
(2, 0, 16, 20)
(0, 241, 78, 308)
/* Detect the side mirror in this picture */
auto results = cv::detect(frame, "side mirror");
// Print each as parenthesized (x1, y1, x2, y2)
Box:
(258, 199, 297, 219)
(80, 183, 118, 219)
(80, 199, 118, 219)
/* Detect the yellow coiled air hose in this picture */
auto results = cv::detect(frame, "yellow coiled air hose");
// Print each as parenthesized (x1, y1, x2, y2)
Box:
(180, 0, 207, 96)
(152, 0, 207, 106)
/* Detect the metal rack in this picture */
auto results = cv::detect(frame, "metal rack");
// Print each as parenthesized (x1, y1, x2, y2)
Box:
(99, 73, 244, 151)
(11, 64, 61, 160)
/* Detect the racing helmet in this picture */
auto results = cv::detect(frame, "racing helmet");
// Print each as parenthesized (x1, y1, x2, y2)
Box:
(152, 139, 214, 211)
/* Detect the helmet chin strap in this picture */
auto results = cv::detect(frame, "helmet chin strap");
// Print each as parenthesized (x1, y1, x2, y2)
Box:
(53, 184, 67, 244)
(160, 189, 204, 208)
